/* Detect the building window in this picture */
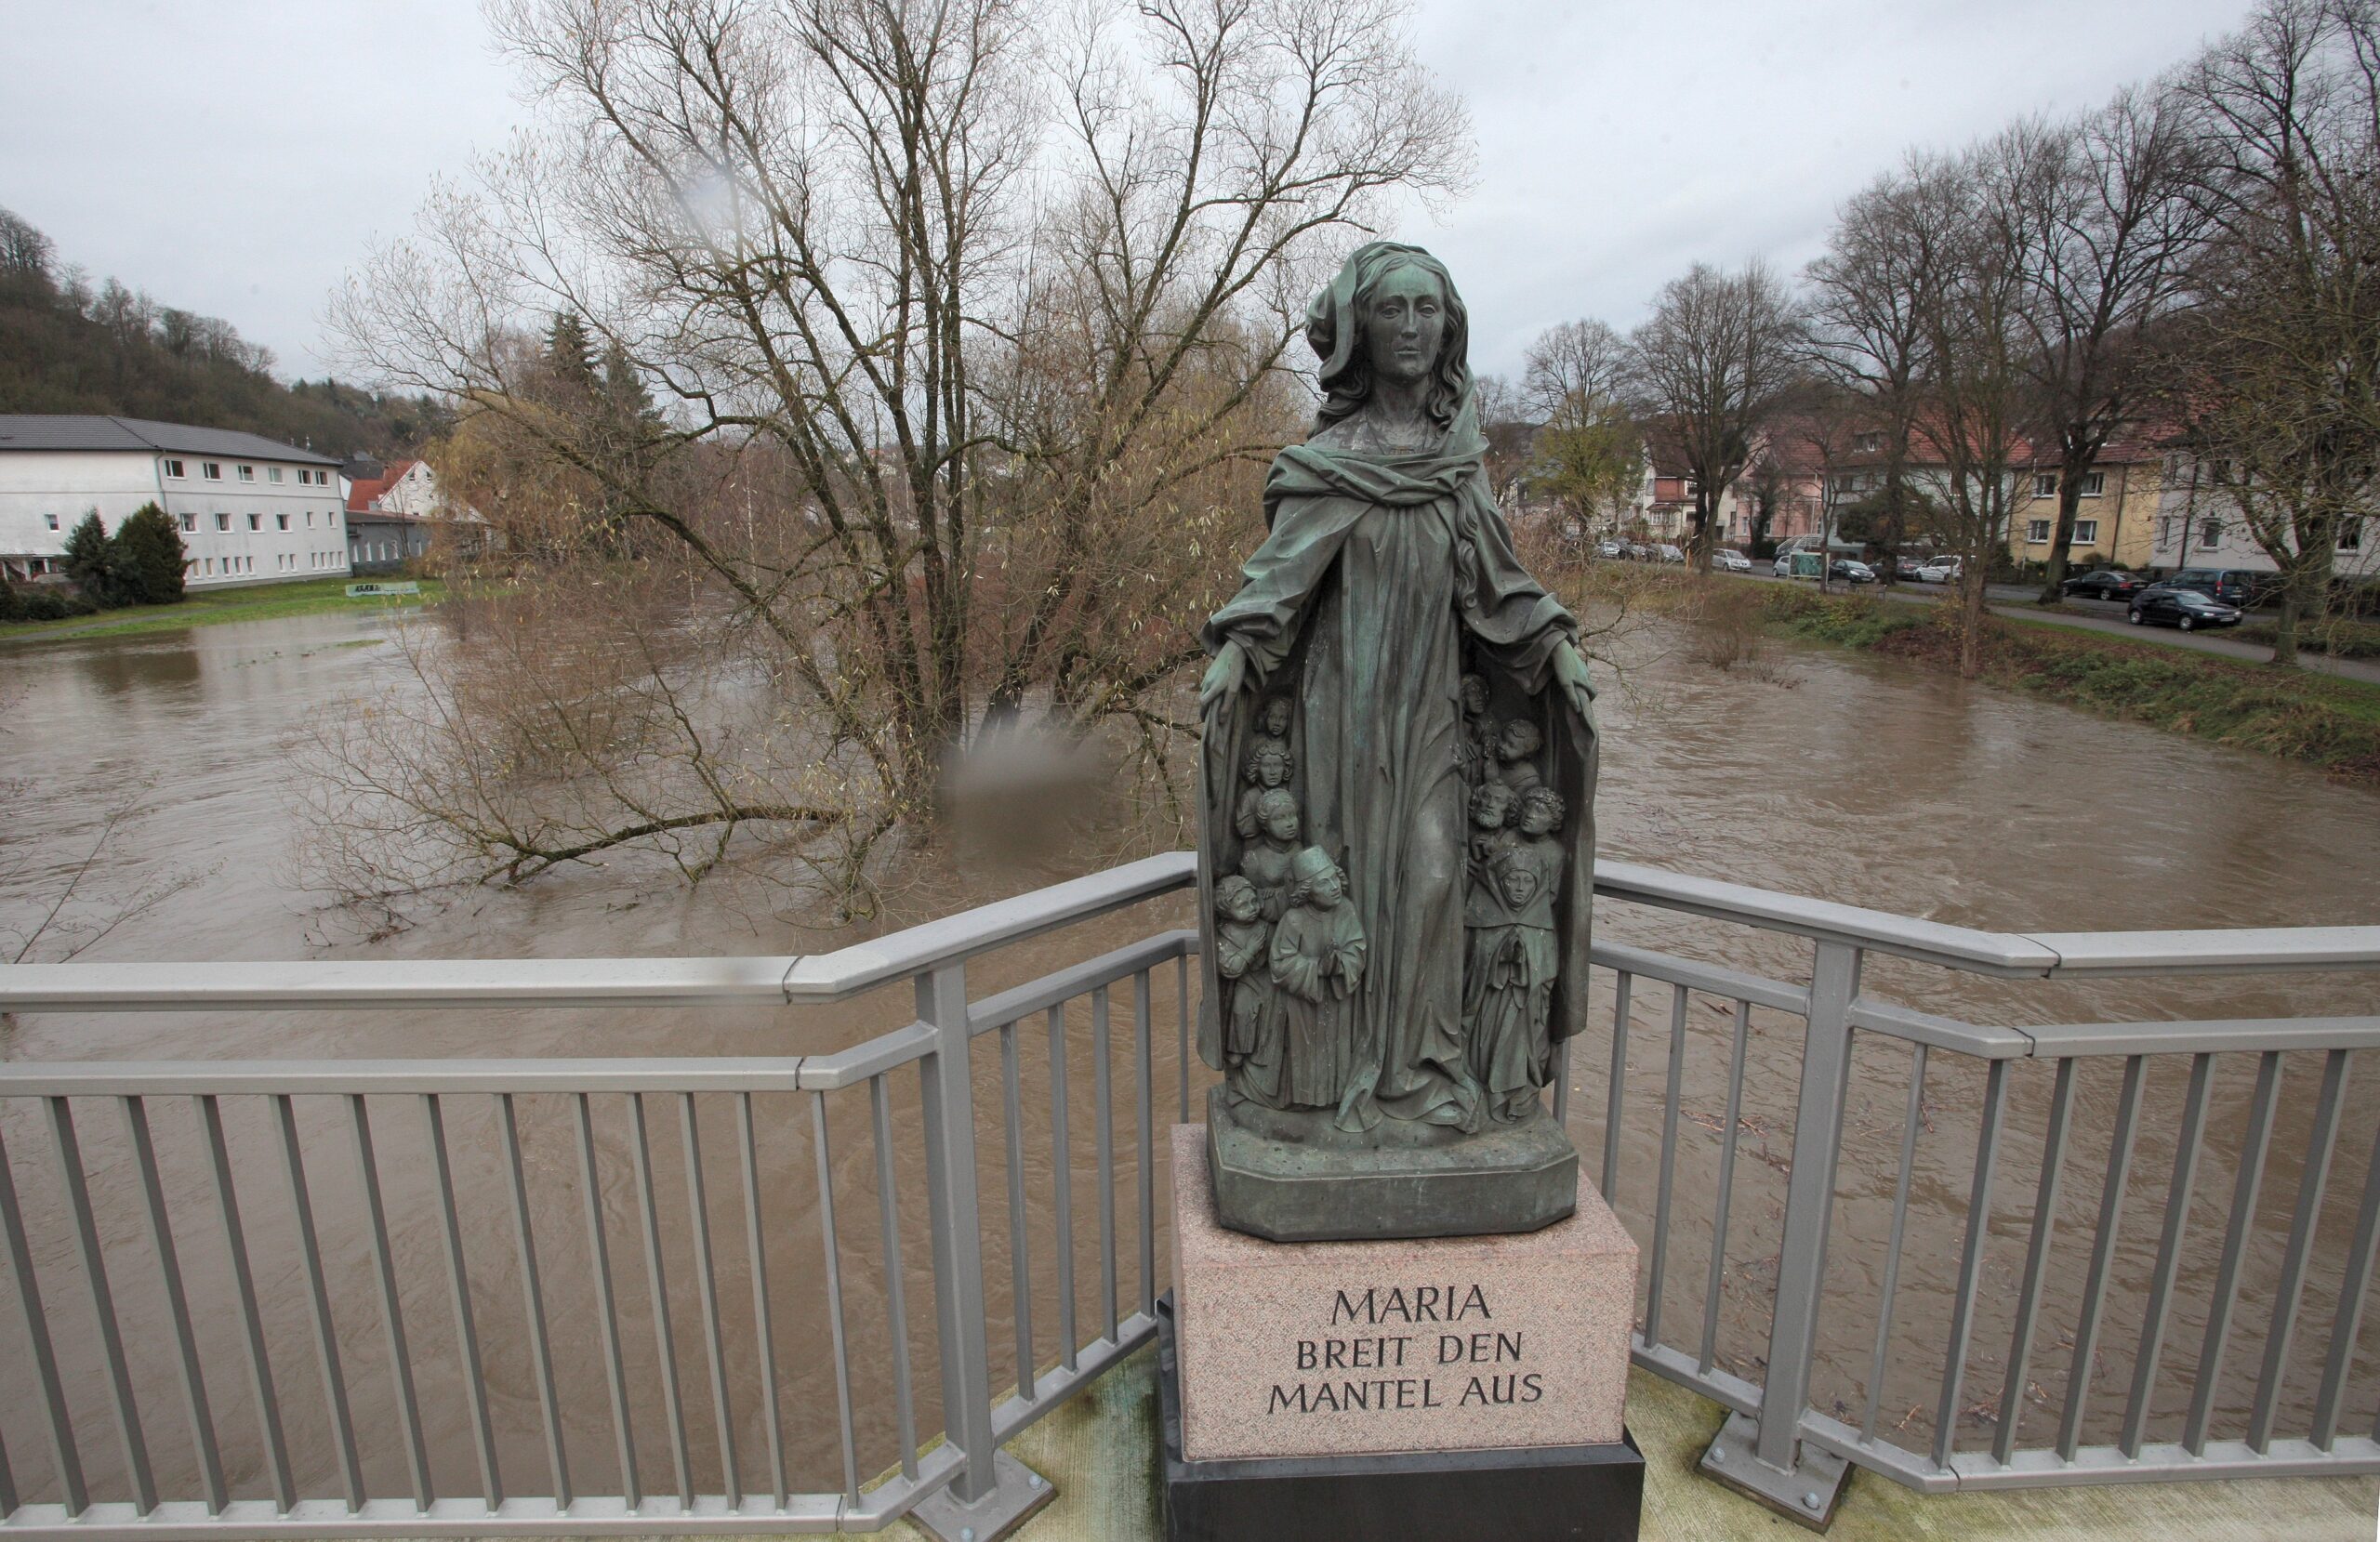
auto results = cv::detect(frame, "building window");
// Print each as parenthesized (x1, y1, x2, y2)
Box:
(1854, 431, 1883, 454)
(238, 465, 255, 481)
(247, 512, 262, 530)
(203, 461, 221, 480)
(204, 558, 214, 575)
(2035, 473, 2057, 497)
(178, 512, 196, 533)
(2073, 519, 2100, 545)
(2077, 471, 2105, 497)
(276, 512, 290, 531)
(216, 512, 231, 531)
(2343, 518, 2366, 551)
(306, 510, 315, 527)
(163, 458, 185, 478)
(44, 513, 59, 531)
(2200, 519, 2223, 549)
(268, 467, 284, 483)
(2026, 519, 2052, 544)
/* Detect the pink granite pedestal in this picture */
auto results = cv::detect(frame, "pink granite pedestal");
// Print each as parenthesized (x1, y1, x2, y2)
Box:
(1169, 1124, 1639, 1464)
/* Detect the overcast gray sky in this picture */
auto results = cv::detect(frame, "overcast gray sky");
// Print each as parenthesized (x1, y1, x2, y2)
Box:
(1, 0, 2258, 384)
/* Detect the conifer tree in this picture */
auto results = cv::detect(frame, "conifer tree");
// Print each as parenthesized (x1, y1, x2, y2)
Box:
(112, 502, 187, 604)
(61, 510, 127, 607)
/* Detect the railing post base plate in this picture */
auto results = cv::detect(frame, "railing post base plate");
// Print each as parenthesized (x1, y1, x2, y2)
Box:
(1698, 1409, 1849, 1531)
(907, 1449, 1056, 1542)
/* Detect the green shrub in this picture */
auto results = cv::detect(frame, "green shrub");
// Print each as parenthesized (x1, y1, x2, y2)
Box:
(112, 503, 187, 605)
(61, 510, 130, 608)
(15, 586, 99, 621)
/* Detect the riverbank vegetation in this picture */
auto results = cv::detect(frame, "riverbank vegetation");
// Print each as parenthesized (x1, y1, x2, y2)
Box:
(1764, 586, 2380, 784)
(0, 573, 442, 644)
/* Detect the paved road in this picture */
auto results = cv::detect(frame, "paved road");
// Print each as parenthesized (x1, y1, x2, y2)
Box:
(1723, 569, 2380, 687)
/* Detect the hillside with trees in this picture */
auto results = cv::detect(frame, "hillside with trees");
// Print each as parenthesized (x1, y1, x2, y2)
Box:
(0, 205, 448, 456)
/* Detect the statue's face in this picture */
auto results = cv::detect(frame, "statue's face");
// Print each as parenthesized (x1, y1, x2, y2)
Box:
(1263, 804, 1301, 843)
(1460, 678, 1488, 716)
(1255, 748, 1290, 786)
(1223, 885, 1261, 923)
(1364, 266, 1446, 390)
(1500, 722, 1535, 759)
(1309, 866, 1346, 906)
(1520, 801, 1558, 837)
(1262, 700, 1291, 735)
(1470, 789, 1511, 829)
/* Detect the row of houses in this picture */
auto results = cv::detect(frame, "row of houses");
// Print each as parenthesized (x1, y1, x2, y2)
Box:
(0, 415, 469, 589)
(1606, 426, 2374, 580)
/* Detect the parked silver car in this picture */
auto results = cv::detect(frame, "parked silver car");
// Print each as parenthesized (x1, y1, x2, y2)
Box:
(1712, 547, 1752, 573)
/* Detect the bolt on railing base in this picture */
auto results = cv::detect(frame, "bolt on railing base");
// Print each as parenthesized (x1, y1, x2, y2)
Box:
(907, 1450, 1057, 1542)
(1699, 1410, 1851, 1531)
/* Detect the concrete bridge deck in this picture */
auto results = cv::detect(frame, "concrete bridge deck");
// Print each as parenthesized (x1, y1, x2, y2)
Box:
(888, 1348, 2379, 1542)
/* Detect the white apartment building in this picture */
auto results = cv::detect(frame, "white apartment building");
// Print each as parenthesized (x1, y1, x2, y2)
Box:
(0, 415, 351, 588)
(2150, 453, 2378, 579)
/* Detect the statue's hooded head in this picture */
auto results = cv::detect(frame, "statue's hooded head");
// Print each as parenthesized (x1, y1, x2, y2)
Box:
(1306, 242, 1472, 431)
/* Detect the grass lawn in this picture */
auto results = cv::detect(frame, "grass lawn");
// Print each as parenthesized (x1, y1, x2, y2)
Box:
(0, 575, 443, 645)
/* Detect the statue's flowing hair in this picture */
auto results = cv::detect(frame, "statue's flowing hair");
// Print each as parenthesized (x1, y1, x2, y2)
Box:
(1307, 242, 1473, 432)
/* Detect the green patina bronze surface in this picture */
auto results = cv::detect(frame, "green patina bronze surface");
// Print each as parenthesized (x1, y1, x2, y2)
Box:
(1195, 243, 1598, 1241)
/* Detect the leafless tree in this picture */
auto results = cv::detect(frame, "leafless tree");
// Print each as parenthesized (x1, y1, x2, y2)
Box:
(2158, 0, 2380, 665)
(333, 0, 1471, 902)
(2012, 94, 2206, 601)
(1905, 140, 2043, 676)
(1627, 262, 1802, 571)
(1521, 318, 1643, 543)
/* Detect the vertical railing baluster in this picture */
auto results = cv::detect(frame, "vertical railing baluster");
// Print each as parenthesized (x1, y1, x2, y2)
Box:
(868, 1076, 919, 1481)
(1136, 969, 1157, 1321)
(345, 1094, 431, 1510)
(48, 1098, 156, 1513)
(197, 1095, 292, 1512)
(2185, 1051, 2284, 1456)
(1698, 999, 1753, 1377)
(628, 1094, 693, 1508)
(1933, 1058, 2010, 1468)
(1750, 942, 1860, 1477)
(999, 1022, 1035, 1401)
(2121, 1053, 2216, 1459)
(123, 1097, 225, 1513)
(1860, 1042, 1928, 1444)
(811, 1091, 861, 1508)
(1551, 1034, 1573, 1126)
(2057, 1054, 2147, 1462)
(1094, 983, 1118, 1343)
(734, 1093, 788, 1509)
(1177, 953, 1192, 1125)
(0, 1120, 87, 1515)
(1993, 1058, 2077, 1467)
(915, 961, 1007, 1509)
(271, 1095, 362, 1510)
(679, 1092, 740, 1501)
(1643, 984, 1689, 1346)
(1601, 973, 1632, 1201)
(1047, 1004, 1078, 1375)
(0, 1422, 14, 1519)
(421, 1095, 500, 1510)
(2251, 1049, 2349, 1452)
(2311, 1084, 2380, 1450)
(498, 1092, 572, 1509)
(573, 1094, 641, 1509)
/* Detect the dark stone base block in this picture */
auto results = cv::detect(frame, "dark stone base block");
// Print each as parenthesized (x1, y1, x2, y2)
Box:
(1206, 1084, 1580, 1241)
(1157, 1297, 1642, 1542)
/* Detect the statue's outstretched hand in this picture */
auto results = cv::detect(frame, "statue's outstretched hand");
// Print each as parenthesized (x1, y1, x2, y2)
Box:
(1551, 640, 1598, 728)
(1199, 639, 1250, 711)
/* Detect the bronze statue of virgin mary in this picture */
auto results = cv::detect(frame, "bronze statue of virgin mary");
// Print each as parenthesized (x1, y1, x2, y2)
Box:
(1195, 242, 1599, 1241)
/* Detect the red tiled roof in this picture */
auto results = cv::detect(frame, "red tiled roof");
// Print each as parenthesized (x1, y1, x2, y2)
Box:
(344, 458, 421, 513)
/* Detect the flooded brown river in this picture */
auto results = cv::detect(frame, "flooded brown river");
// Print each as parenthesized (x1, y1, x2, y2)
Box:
(2, 604, 2377, 1510)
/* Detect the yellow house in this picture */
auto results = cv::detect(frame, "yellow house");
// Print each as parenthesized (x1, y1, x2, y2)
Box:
(2004, 439, 2163, 571)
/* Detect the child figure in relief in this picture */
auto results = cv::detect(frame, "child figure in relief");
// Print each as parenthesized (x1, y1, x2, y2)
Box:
(1234, 741, 1296, 840)
(1212, 875, 1283, 1106)
(1496, 718, 1545, 798)
(1456, 673, 1495, 787)
(1270, 847, 1367, 1111)
(1249, 695, 1293, 764)
(1463, 787, 1566, 1124)
(1238, 787, 1302, 921)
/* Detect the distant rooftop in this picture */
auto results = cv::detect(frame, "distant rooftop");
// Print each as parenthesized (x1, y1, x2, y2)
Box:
(0, 415, 341, 466)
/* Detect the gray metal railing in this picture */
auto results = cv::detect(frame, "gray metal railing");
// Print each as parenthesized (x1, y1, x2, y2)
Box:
(0, 850, 2375, 1535)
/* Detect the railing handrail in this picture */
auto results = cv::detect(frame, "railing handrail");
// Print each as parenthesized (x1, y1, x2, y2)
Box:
(3, 850, 2375, 1015)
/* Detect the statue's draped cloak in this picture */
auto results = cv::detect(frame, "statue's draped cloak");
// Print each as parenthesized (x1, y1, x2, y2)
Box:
(1197, 404, 1598, 1131)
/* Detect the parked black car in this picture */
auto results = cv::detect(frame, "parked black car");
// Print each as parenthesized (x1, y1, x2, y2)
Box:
(2059, 569, 2148, 602)
(1830, 558, 1878, 585)
(2128, 585, 2244, 631)
(2157, 567, 2263, 608)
